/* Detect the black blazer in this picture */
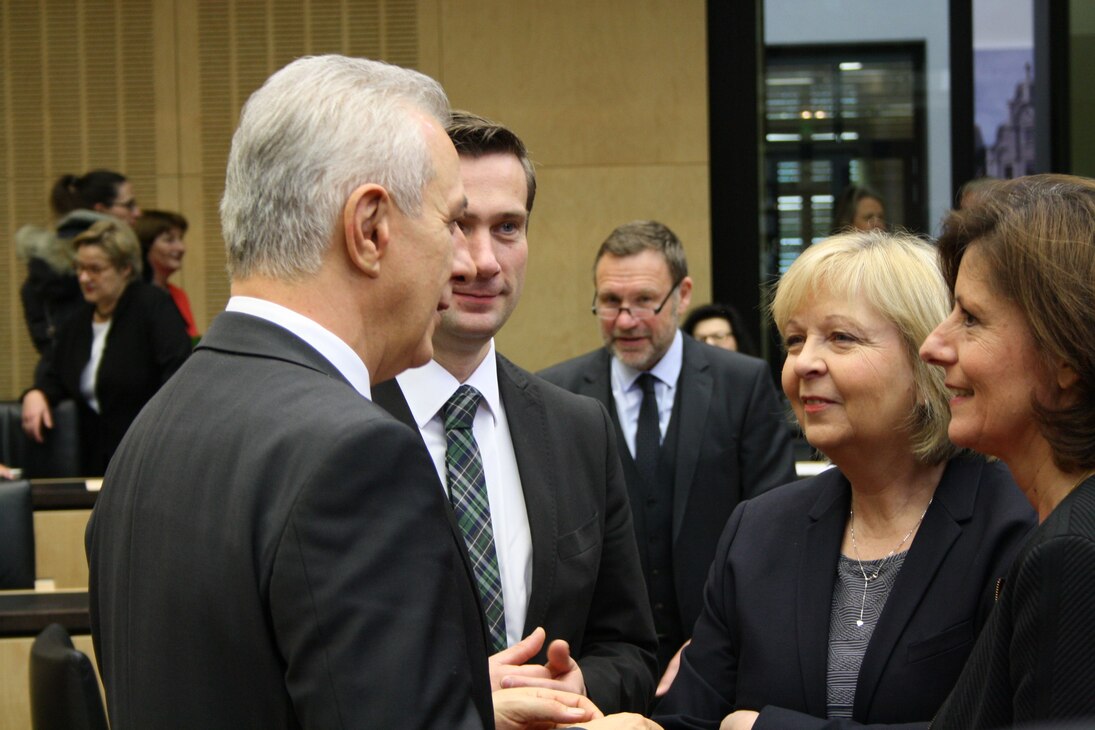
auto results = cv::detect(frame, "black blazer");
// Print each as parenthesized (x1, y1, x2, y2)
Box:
(34, 280, 191, 474)
(86, 312, 494, 729)
(932, 475, 1095, 729)
(539, 336, 797, 640)
(654, 455, 1036, 730)
(373, 353, 659, 713)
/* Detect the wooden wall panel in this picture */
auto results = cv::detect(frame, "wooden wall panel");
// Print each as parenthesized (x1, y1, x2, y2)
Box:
(2, 0, 709, 397)
(2, 0, 156, 400)
(428, 0, 711, 370)
(1, 0, 423, 400)
(498, 164, 712, 370)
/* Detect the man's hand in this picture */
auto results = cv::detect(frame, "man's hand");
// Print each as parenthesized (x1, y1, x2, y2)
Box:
(719, 710, 759, 730)
(492, 686, 601, 730)
(491, 627, 587, 697)
(655, 640, 690, 697)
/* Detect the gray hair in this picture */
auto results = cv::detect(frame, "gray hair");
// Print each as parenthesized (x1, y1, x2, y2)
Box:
(221, 55, 450, 280)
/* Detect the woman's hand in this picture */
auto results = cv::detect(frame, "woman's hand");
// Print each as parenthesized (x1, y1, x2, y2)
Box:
(21, 389, 53, 443)
(720, 710, 759, 730)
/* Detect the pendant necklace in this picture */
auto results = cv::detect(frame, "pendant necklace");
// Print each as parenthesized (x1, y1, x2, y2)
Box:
(849, 497, 932, 627)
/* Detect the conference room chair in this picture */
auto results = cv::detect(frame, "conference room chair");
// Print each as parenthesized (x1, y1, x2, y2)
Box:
(0, 478, 36, 589)
(0, 399, 81, 478)
(29, 623, 109, 730)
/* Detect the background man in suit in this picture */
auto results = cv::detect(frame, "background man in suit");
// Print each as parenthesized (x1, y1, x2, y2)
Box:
(539, 221, 796, 691)
(85, 56, 603, 730)
(373, 111, 659, 715)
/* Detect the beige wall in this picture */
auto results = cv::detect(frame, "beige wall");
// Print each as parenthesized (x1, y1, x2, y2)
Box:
(1, 0, 709, 398)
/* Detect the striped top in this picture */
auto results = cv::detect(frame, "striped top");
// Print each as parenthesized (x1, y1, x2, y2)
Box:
(826, 551, 908, 719)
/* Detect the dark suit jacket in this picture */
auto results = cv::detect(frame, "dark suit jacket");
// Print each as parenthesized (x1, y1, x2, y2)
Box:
(373, 353, 659, 713)
(654, 455, 1036, 730)
(86, 312, 494, 729)
(932, 475, 1095, 729)
(34, 280, 191, 474)
(539, 337, 797, 640)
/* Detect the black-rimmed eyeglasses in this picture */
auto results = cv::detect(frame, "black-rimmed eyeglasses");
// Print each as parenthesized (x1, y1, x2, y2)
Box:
(591, 280, 681, 320)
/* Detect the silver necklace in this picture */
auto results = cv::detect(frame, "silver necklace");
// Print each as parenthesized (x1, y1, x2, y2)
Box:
(848, 497, 932, 627)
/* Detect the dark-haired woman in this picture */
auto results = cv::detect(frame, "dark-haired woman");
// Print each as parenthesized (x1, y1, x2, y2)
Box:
(922, 174, 1095, 728)
(136, 209, 199, 339)
(16, 170, 142, 362)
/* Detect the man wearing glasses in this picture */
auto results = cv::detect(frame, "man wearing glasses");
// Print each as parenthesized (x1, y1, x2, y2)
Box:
(540, 220, 795, 694)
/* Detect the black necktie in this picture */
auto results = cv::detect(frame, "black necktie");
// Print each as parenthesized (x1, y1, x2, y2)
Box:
(635, 373, 661, 486)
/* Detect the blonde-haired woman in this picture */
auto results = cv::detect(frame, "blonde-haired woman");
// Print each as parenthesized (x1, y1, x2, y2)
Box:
(655, 231, 1033, 729)
(21, 220, 190, 474)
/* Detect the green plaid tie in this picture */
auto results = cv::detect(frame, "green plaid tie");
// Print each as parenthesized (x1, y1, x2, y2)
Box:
(442, 384, 506, 652)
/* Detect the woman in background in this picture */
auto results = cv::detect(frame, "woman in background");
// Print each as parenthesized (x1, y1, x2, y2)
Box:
(21, 220, 190, 475)
(655, 230, 1033, 730)
(832, 185, 886, 233)
(681, 303, 757, 356)
(136, 209, 199, 339)
(16, 170, 141, 360)
(923, 174, 1095, 728)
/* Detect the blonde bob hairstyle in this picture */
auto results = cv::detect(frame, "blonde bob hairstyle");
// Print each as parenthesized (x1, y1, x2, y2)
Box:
(72, 219, 142, 282)
(770, 230, 956, 464)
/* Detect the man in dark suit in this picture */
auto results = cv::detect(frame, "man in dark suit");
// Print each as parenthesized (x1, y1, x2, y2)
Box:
(84, 56, 602, 730)
(373, 112, 658, 715)
(539, 221, 796, 690)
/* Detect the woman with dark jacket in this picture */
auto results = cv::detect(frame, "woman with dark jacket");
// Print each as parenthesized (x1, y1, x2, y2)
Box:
(922, 174, 1095, 728)
(21, 220, 189, 475)
(655, 231, 1034, 730)
(16, 170, 142, 363)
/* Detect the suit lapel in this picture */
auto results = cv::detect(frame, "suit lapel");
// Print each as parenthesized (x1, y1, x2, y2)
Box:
(572, 350, 632, 467)
(853, 458, 974, 717)
(797, 471, 850, 717)
(496, 355, 558, 637)
(671, 339, 714, 541)
(370, 379, 429, 451)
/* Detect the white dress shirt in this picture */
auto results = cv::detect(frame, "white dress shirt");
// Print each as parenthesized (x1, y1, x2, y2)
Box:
(81, 319, 112, 413)
(225, 296, 372, 399)
(610, 329, 685, 458)
(396, 340, 532, 648)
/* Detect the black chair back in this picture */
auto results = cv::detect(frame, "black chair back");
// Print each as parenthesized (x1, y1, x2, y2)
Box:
(0, 399, 81, 478)
(0, 479, 35, 589)
(29, 623, 109, 730)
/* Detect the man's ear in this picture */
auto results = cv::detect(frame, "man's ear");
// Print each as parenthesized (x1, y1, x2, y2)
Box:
(677, 275, 694, 312)
(343, 184, 391, 278)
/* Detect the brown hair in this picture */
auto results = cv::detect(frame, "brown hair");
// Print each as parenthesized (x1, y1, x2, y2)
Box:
(446, 110, 536, 215)
(594, 220, 688, 284)
(937, 173, 1095, 471)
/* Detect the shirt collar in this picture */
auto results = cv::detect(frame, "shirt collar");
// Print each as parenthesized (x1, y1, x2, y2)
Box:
(612, 328, 685, 391)
(396, 340, 501, 427)
(226, 295, 371, 399)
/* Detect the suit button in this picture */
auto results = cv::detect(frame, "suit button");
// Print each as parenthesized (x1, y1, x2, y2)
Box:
(654, 602, 665, 611)
(651, 568, 660, 576)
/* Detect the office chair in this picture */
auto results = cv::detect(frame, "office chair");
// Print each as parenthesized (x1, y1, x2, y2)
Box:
(29, 623, 109, 730)
(0, 479, 35, 589)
